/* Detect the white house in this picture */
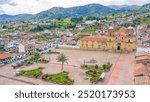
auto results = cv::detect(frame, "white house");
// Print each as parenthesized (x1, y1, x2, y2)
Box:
(137, 46, 150, 53)
(143, 40, 150, 46)
(18, 44, 25, 53)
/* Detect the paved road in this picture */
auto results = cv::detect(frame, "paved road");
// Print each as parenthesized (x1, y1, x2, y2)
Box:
(107, 53, 135, 85)
(0, 74, 38, 85)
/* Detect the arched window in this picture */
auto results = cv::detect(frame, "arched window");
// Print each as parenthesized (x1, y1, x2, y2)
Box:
(128, 39, 130, 43)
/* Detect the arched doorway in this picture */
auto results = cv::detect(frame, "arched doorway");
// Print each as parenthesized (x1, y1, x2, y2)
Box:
(117, 46, 120, 50)
(117, 43, 121, 50)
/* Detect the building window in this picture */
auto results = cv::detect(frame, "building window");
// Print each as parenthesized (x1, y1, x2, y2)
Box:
(109, 39, 111, 42)
(128, 39, 130, 43)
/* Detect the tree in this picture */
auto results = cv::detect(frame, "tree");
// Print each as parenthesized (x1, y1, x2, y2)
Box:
(71, 17, 83, 23)
(86, 16, 97, 20)
(57, 53, 68, 71)
(31, 53, 41, 62)
(2, 25, 7, 29)
(57, 16, 61, 21)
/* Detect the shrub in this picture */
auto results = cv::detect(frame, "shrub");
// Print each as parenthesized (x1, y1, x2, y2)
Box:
(103, 63, 112, 70)
(95, 64, 98, 69)
(90, 76, 99, 84)
(86, 70, 102, 84)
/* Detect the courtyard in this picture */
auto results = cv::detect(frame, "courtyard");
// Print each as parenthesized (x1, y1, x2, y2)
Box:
(0, 49, 134, 85)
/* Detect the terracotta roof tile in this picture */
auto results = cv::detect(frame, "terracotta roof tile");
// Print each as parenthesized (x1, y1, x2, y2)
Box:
(135, 52, 150, 57)
(134, 63, 148, 76)
(0, 53, 12, 60)
(80, 35, 107, 42)
(135, 56, 150, 61)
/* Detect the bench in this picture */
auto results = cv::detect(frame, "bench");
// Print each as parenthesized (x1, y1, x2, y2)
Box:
(100, 72, 105, 80)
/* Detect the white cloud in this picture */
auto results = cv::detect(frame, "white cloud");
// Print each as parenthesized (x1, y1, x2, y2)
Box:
(0, 0, 149, 15)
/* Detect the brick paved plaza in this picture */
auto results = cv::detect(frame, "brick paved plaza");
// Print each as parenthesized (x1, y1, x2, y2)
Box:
(0, 49, 135, 85)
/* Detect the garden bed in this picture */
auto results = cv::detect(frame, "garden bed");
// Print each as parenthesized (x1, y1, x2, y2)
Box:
(102, 63, 112, 71)
(19, 67, 44, 78)
(42, 71, 74, 85)
(85, 70, 102, 84)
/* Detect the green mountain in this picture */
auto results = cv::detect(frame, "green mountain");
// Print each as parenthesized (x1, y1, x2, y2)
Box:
(0, 3, 150, 23)
(108, 5, 141, 11)
(33, 4, 117, 20)
(139, 3, 150, 12)
(0, 14, 32, 23)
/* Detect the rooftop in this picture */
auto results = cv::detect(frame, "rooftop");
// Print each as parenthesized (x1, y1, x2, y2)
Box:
(0, 53, 12, 60)
(80, 35, 107, 42)
(135, 52, 150, 58)
(134, 63, 148, 76)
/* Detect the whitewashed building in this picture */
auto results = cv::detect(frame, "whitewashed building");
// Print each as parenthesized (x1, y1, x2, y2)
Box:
(137, 46, 150, 53)
(18, 44, 25, 53)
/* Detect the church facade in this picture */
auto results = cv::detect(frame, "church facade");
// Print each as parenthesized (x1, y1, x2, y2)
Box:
(80, 27, 136, 53)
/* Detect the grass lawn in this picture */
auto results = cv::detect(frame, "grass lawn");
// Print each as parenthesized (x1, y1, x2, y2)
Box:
(143, 17, 150, 24)
(42, 71, 74, 85)
(0, 48, 4, 54)
(86, 70, 102, 84)
(20, 67, 44, 78)
(0, 31, 7, 35)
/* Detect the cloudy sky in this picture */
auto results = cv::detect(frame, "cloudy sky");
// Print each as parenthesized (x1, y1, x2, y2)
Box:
(0, 0, 149, 15)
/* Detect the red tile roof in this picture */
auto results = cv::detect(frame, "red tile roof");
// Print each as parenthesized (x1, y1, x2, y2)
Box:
(135, 56, 150, 61)
(134, 63, 148, 76)
(80, 35, 107, 42)
(0, 53, 12, 60)
(135, 52, 150, 57)
(98, 24, 108, 29)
